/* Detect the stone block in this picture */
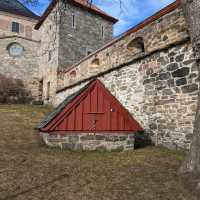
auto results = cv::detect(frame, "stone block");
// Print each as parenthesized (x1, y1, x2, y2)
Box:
(150, 73, 158, 78)
(176, 78, 187, 86)
(80, 135, 96, 141)
(183, 59, 195, 66)
(119, 135, 128, 141)
(96, 146, 107, 152)
(170, 57, 174, 62)
(146, 68, 154, 75)
(185, 134, 193, 140)
(175, 54, 184, 62)
(181, 84, 198, 93)
(127, 140, 135, 145)
(167, 79, 174, 87)
(69, 136, 79, 143)
(162, 89, 173, 95)
(166, 63, 179, 71)
(105, 136, 119, 142)
(125, 144, 134, 150)
(111, 146, 124, 152)
(168, 51, 176, 57)
(158, 72, 171, 80)
(149, 123, 157, 130)
(95, 135, 106, 140)
(128, 135, 135, 140)
(188, 73, 197, 79)
(172, 67, 189, 78)
(62, 143, 76, 150)
(76, 143, 83, 151)
(143, 78, 155, 84)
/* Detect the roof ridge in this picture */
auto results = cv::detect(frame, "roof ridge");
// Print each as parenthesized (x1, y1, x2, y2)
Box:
(35, 0, 118, 30)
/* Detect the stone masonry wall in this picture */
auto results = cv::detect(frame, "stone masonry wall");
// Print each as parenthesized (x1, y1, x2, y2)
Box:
(0, 11, 40, 102)
(0, 36, 40, 100)
(55, 41, 198, 150)
(59, 1, 113, 69)
(41, 133, 135, 151)
(60, 7, 188, 89)
(53, 5, 199, 149)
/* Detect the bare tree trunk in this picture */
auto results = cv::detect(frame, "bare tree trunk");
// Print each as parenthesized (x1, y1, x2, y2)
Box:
(180, 0, 200, 192)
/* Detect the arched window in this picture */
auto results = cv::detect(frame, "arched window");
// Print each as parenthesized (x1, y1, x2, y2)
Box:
(127, 37, 145, 54)
(70, 70, 76, 78)
(91, 58, 100, 68)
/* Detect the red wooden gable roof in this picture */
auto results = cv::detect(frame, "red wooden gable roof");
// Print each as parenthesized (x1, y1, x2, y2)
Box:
(35, 0, 118, 30)
(37, 79, 143, 134)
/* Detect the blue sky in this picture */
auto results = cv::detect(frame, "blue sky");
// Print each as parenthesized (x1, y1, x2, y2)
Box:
(24, 0, 175, 36)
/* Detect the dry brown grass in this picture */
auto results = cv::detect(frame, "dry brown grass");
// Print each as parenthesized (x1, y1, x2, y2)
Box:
(0, 105, 197, 200)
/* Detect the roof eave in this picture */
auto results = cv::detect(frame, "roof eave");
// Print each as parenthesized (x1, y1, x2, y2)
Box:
(0, 9, 39, 20)
(35, 0, 118, 30)
(68, 0, 118, 23)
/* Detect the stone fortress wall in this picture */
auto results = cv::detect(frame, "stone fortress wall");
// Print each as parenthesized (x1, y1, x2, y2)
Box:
(54, 3, 199, 149)
(0, 0, 198, 150)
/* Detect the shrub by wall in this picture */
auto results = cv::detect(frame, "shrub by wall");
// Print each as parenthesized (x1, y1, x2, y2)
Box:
(0, 74, 33, 104)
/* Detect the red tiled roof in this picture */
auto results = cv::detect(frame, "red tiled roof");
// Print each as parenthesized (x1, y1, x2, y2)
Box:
(35, 0, 118, 30)
(64, 0, 181, 74)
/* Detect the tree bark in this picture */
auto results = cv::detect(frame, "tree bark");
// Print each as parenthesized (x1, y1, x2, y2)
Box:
(180, 0, 200, 192)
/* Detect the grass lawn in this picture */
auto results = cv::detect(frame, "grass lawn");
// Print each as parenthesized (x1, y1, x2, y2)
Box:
(0, 105, 197, 200)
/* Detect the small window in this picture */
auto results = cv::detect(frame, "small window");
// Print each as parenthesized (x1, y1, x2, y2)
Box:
(87, 51, 92, 56)
(70, 70, 76, 78)
(101, 25, 104, 38)
(46, 82, 50, 100)
(72, 13, 76, 28)
(127, 37, 145, 54)
(39, 79, 43, 99)
(12, 22, 20, 33)
(48, 51, 52, 61)
(91, 58, 100, 68)
(86, 49, 93, 56)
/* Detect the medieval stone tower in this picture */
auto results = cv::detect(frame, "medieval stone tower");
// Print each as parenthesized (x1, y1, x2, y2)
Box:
(37, 0, 117, 103)
(0, 0, 117, 103)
